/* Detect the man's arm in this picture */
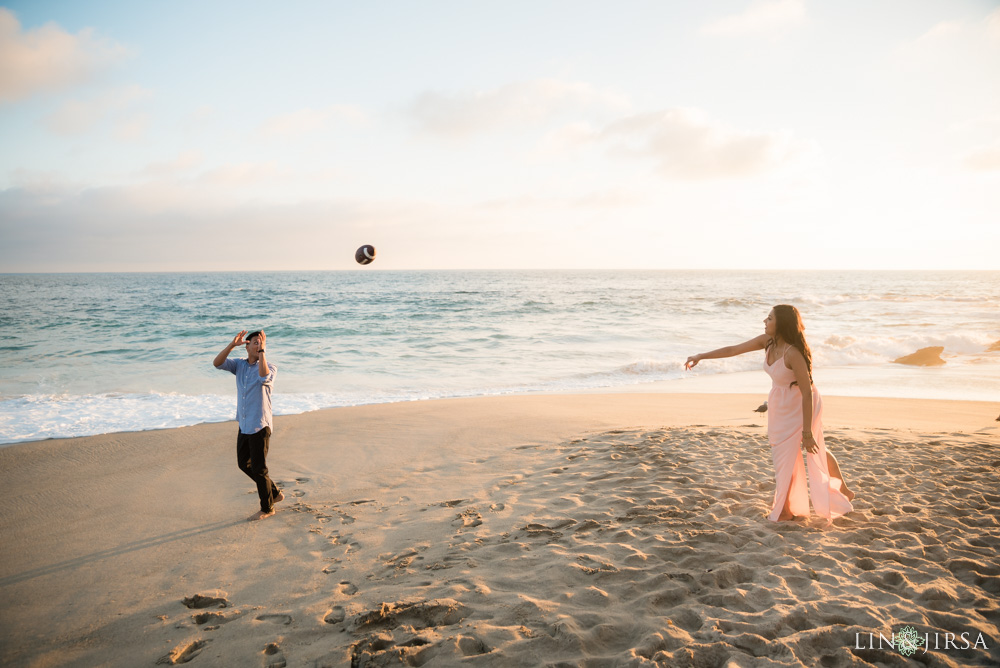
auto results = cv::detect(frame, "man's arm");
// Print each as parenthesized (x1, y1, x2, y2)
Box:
(214, 330, 247, 368)
(257, 331, 269, 377)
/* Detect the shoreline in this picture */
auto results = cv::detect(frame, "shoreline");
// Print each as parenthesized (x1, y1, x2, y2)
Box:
(3, 376, 998, 448)
(1, 393, 997, 666)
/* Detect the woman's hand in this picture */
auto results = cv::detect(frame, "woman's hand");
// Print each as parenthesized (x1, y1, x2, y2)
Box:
(684, 354, 702, 370)
(801, 433, 819, 454)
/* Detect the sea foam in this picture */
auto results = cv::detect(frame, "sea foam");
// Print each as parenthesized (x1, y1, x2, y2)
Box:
(2, 270, 998, 444)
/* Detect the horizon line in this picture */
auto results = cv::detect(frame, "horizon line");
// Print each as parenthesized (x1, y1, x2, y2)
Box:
(2, 267, 999, 275)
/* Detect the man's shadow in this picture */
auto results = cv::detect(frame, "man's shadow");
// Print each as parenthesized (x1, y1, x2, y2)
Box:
(0, 518, 244, 588)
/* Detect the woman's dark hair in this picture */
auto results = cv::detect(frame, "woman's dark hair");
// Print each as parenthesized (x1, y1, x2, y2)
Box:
(768, 304, 813, 382)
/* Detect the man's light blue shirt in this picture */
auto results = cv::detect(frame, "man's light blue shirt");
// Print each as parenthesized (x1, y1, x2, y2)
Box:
(217, 357, 277, 434)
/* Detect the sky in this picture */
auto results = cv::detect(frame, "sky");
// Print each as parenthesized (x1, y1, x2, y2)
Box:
(0, 0, 998, 272)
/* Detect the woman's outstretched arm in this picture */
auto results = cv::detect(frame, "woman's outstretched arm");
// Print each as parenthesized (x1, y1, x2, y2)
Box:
(685, 334, 769, 370)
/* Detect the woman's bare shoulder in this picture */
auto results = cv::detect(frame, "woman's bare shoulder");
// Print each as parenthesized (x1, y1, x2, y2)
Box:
(784, 344, 807, 366)
(785, 343, 805, 358)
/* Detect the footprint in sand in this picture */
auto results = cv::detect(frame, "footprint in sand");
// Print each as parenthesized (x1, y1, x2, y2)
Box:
(182, 592, 228, 609)
(575, 554, 618, 575)
(338, 581, 359, 596)
(255, 614, 292, 625)
(489, 503, 505, 513)
(192, 610, 240, 626)
(323, 606, 346, 624)
(157, 639, 210, 665)
(335, 509, 357, 525)
(264, 642, 287, 668)
(454, 509, 483, 528)
(383, 548, 420, 570)
(327, 532, 362, 555)
(457, 635, 491, 656)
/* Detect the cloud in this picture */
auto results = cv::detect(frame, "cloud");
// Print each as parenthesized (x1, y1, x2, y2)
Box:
(7, 168, 76, 193)
(701, 0, 805, 37)
(42, 85, 152, 136)
(141, 151, 205, 178)
(894, 19, 962, 61)
(921, 21, 963, 41)
(948, 115, 1000, 173)
(256, 104, 368, 139)
(572, 189, 643, 209)
(963, 145, 1000, 172)
(946, 114, 1000, 134)
(1, 161, 298, 232)
(181, 104, 217, 134)
(987, 7, 1000, 41)
(198, 162, 283, 186)
(113, 112, 149, 142)
(893, 9, 1000, 64)
(0, 8, 128, 104)
(476, 188, 642, 213)
(408, 79, 628, 137)
(40, 98, 103, 135)
(538, 122, 599, 155)
(0, 179, 454, 271)
(599, 108, 803, 180)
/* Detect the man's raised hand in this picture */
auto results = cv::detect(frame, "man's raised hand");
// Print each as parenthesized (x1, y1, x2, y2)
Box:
(232, 330, 248, 348)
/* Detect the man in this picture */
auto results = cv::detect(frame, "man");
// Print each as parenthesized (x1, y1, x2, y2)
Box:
(213, 329, 283, 521)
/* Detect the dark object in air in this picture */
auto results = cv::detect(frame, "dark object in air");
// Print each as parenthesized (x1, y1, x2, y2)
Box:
(355, 245, 376, 265)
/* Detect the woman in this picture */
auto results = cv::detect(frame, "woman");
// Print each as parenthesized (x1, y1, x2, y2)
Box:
(685, 305, 854, 522)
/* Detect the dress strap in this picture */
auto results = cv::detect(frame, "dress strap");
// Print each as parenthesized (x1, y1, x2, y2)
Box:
(767, 342, 789, 366)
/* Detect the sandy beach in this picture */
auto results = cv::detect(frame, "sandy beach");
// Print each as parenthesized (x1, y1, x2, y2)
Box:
(1, 393, 998, 667)
(5, 2, 998, 666)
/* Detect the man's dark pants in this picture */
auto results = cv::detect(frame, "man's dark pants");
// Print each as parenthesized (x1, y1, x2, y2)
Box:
(237, 427, 279, 512)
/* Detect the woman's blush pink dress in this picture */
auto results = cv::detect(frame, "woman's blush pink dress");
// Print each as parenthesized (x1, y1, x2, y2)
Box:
(764, 349, 853, 522)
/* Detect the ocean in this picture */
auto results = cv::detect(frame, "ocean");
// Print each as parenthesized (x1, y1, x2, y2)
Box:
(1, 270, 998, 445)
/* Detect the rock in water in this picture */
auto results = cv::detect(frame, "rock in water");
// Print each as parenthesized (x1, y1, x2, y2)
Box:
(893, 347, 946, 366)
